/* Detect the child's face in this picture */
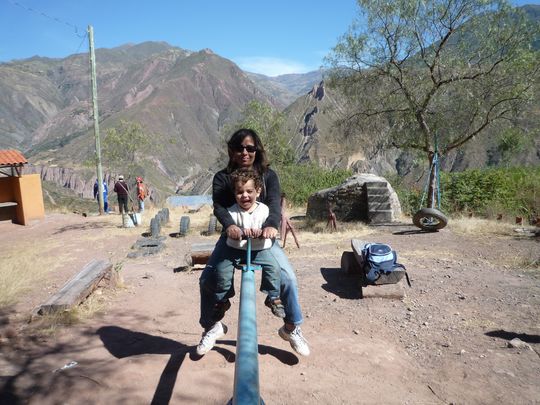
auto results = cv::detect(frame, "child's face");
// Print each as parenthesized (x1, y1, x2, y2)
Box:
(234, 179, 261, 210)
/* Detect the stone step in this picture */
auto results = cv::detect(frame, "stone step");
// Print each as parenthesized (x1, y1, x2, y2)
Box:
(366, 187, 390, 196)
(368, 201, 392, 211)
(367, 194, 391, 203)
(368, 210, 392, 223)
(365, 181, 388, 188)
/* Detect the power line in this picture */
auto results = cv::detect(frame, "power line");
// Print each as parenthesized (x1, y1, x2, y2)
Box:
(6, 0, 91, 94)
(7, 0, 85, 38)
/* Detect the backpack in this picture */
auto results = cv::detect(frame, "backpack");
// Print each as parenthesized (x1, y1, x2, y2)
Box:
(361, 243, 411, 287)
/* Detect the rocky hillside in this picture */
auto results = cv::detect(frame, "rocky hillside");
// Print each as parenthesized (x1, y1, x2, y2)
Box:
(282, 78, 539, 180)
(1, 42, 303, 196)
(246, 70, 324, 108)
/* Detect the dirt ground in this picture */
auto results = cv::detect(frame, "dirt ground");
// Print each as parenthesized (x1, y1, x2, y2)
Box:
(0, 210, 539, 405)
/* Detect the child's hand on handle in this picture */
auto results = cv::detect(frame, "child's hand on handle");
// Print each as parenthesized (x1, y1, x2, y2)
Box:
(245, 228, 263, 239)
(226, 224, 243, 240)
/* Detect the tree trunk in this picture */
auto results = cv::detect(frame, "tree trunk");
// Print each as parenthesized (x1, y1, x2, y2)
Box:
(427, 152, 437, 209)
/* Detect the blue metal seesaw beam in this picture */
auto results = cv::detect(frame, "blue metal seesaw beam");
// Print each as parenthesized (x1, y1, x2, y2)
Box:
(231, 238, 264, 405)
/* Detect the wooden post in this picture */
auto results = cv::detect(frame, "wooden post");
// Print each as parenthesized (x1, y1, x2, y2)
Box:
(326, 201, 337, 232)
(88, 25, 105, 215)
(280, 195, 300, 248)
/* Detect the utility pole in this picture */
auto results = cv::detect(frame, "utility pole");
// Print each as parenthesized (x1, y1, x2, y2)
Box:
(88, 25, 104, 215)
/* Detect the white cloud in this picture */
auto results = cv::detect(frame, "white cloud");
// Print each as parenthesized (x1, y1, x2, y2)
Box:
(235, 56, 315, 77)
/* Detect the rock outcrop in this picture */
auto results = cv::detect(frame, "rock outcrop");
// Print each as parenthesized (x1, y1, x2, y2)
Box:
(306, 174, 402, 223)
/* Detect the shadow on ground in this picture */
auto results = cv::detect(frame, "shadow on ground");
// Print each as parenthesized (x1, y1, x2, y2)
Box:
(485, 329, 540, 344)
(97, 326, 297, 404)
(320, 267, 362, 299)
(98, 325, 211, 405)
(53, 221, 115, 234)
(218, 339, 299, 366)
(393, 229, 439, 235)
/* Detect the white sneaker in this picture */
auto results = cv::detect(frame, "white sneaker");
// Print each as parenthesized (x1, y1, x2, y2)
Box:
(278, 325, 310, 356)
(196, 322, 228, 356)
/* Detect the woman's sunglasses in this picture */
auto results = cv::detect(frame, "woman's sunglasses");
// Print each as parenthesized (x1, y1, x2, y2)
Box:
(233, 145, 257, 153)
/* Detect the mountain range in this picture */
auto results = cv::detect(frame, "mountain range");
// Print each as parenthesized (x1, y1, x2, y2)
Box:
(1, 4, 538, 201)
(0, 41, 324, 197)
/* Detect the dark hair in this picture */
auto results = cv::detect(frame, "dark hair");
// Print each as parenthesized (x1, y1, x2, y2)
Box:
(226, 128, 269, 174)
(230, 168, 263, 191)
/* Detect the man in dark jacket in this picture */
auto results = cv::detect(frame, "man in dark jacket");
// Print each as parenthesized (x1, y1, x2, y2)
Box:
(113, 175, 129, 214)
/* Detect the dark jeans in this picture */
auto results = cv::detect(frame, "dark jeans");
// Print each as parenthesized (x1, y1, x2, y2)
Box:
(117, 195, 128, 214)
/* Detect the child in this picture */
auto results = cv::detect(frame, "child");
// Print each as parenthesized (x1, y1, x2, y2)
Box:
(213, 168, 285, 318)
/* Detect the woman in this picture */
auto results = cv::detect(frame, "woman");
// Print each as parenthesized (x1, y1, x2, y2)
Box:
(197, 128, 310, 357)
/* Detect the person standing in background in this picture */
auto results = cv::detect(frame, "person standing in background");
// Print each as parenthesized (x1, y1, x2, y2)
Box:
(93, 179, 109, 213)
(136, 177, 147, 212)
(113, 175, 129, 214)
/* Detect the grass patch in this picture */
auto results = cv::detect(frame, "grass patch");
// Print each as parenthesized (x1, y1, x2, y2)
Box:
(448, 216, 517, 236)
(296, 220, 374, 241)
(164, 205, 221, 236)
(0, 242, 59, 308)
(508, 248, 540, 271)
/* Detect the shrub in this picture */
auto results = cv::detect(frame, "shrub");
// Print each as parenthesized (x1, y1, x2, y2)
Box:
(277, 163, 352, 206)
(390, 166, 540, 218)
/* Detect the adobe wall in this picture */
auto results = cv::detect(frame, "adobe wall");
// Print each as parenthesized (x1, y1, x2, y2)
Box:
(15, 174, 45, 225)
(0, 174, 44, 225)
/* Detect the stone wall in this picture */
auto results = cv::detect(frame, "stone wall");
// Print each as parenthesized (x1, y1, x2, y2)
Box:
(306, 174, 402, 223)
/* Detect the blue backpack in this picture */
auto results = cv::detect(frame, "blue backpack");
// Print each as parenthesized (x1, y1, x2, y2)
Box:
(361, 243, 411, 286)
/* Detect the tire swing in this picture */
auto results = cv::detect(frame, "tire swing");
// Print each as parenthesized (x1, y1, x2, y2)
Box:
(413, 149, 448, 232)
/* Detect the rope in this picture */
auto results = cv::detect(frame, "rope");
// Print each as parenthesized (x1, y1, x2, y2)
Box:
(436, 154, 441, 210)
(419, 151, 441, 211)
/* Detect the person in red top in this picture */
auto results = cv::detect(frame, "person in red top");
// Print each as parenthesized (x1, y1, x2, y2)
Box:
(136, 177, 147, 212)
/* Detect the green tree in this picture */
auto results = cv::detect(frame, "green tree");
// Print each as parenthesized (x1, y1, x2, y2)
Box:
(102, 120, 151, 180)
(326, 0, 538, 208)
(494, 127, 535, 167)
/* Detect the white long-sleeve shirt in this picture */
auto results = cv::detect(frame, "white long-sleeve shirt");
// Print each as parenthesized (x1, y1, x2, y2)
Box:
(226, 202, 273, 250)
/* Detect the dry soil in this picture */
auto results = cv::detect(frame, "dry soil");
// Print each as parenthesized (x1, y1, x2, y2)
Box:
(0, 211, 539, 404)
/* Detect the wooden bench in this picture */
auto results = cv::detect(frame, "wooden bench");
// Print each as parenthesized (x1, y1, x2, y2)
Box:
(0, 201, 18, 208)
(188, 242, 216, 265)
(340, 239, 408, 299)
(0, 201, 18, 222)
(37, 260, 114, 315)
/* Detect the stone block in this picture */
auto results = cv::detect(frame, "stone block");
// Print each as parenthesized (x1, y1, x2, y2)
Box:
(368, 201, 392, 211)
(368, 210, 392, 223)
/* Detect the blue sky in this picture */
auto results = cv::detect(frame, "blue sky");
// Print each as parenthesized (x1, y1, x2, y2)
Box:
(1, 0, 538, 76)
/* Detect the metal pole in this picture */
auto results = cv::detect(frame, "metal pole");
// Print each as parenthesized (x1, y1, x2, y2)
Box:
(232, 238, 263, 405)
(88, 25, 104, 215)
